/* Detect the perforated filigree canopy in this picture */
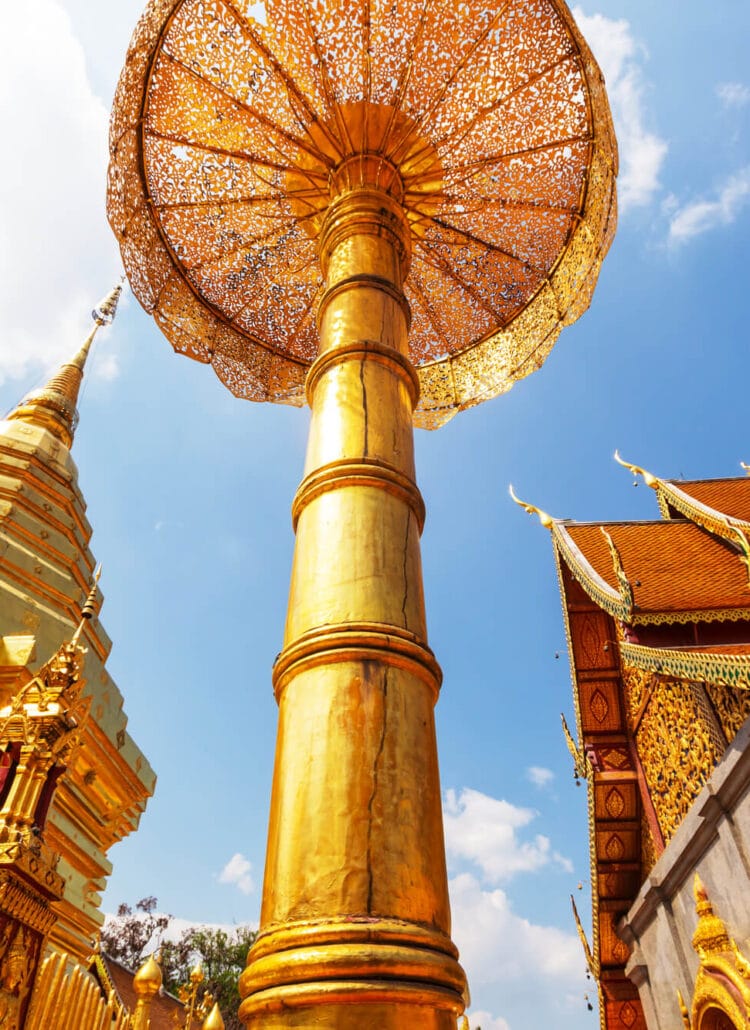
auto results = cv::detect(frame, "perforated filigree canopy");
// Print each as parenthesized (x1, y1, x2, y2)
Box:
(108, 0, 618, 428)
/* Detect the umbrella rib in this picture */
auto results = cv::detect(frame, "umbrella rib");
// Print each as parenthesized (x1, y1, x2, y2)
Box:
(285, 284, 324, 354)
(185, 224, 293, 274)
(414, 134, 593, 190)
(299, 0, 355, 157)
(439, 195, 576, 215)
(434, 51, 580, 152)
(145, 129, 291, 172)
(407, 0, 514, 140)
(412, 238, 509, 325)
(406, 265, 453, 356)
(427, 215, 546, 276)
(218, 0, 345, 160)
(158, 49, 329, 168)
(375, 0, 434, 167)
(226, 252, 320, 327)
(156, 187, 325, 213)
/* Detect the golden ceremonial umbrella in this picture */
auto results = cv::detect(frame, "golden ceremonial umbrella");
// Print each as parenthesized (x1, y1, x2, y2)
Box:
(108, 1, 617, 1025)
(108, 0, 616, 427)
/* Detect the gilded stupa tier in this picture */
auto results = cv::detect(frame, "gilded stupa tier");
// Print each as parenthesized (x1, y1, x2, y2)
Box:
(514, 462, 750, 1030)
(0, 301, 155, 962)
(108, 0, 617, 427)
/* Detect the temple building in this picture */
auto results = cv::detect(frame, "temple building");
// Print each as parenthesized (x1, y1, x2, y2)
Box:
(0, 287, 163, 1026)
(515, 457, 750, 1030)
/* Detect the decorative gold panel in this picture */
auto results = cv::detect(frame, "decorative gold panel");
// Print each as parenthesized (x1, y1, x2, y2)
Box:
(640, 808, 659, 877)
(107, 0, 617, 427)
(595, 781, 638, 822)
(635, 678, 721, 844)
(705, 683, 750, 745)
(581, 680, 622, 733)
(599, 907, 631, 968)
(595, 827, 639, 863)
(622, 666, 653, 733)
(573, 611, 614, 672)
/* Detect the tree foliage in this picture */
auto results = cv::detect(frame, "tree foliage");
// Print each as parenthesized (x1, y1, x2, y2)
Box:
(100, 896, 170, 972)
(102, 898, 256, 1030)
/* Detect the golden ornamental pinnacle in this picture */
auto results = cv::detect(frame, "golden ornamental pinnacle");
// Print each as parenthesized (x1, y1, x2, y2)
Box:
(8, 281, 124, 448)
(108, 1, 618, 1026)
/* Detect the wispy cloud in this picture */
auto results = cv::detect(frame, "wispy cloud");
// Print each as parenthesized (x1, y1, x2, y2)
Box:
(0, 1, 121, 388)
(717, 82, 750, 108)
(443, 788, 572, 882)
(218, 852, 255, 895)
(526, 766, 555, 790)
(668, 165, 750, 244)
(573, 7, 667, 211)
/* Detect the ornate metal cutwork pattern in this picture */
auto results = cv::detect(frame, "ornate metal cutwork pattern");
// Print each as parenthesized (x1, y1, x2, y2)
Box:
(108, 0, 618, 428)
(634, 677, 720, 844)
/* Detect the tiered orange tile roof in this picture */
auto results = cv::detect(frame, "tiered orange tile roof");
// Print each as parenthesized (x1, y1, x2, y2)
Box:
(559, 520, 750, 621)
(514, 460, 750, 1030)
(672, 477, 750, 522)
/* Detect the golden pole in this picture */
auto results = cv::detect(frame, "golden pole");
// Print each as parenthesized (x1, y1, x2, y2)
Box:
(239, 155, 466, 1027)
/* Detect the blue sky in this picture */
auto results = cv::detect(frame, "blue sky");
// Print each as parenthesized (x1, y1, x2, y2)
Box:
(1, 2, 750, 1027)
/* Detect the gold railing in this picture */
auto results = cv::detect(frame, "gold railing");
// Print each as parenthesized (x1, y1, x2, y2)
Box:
(25, 950, 129, 1030)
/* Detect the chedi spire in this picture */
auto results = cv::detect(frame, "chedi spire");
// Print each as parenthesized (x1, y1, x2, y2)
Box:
(8, 281, 123, 448)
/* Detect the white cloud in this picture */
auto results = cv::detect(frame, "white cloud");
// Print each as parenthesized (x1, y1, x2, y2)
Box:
(717, 82, 750, 108)
(444, 788, 571, 882)
(0, 1, 122, 389)
(218, 852, 255, 895)
(573, 7, 667, 211)
(668, 165, 750, 244)
(526, 766, 554, 790)
(449, 872, 585, 988)
(465, 1011, 511, 1030)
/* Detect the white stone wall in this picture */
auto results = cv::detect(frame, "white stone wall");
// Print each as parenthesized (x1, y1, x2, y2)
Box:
(620, 717, 750, 1028)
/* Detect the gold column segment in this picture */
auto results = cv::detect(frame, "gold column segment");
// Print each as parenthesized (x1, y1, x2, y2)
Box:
(240, 155, 466, 1027)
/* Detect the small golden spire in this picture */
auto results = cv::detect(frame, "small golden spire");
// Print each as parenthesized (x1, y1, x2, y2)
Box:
(201, 1002, 226, 1030)
(741, 461, 750, 477)
(692, 874, 731, 957)
(70, 565, 102, 647)
(7, 281, 124, 449)
(508, 484, 555, 529)
(613, 450, 660, 489)
(133, 952, 163, 997)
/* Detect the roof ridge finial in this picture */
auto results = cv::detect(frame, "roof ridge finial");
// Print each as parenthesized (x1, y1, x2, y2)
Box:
(508, 484, 555, 529)
(613, 450, 660, 489)
(600, 527, 634, 619)
(7, 280, 124, 449)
